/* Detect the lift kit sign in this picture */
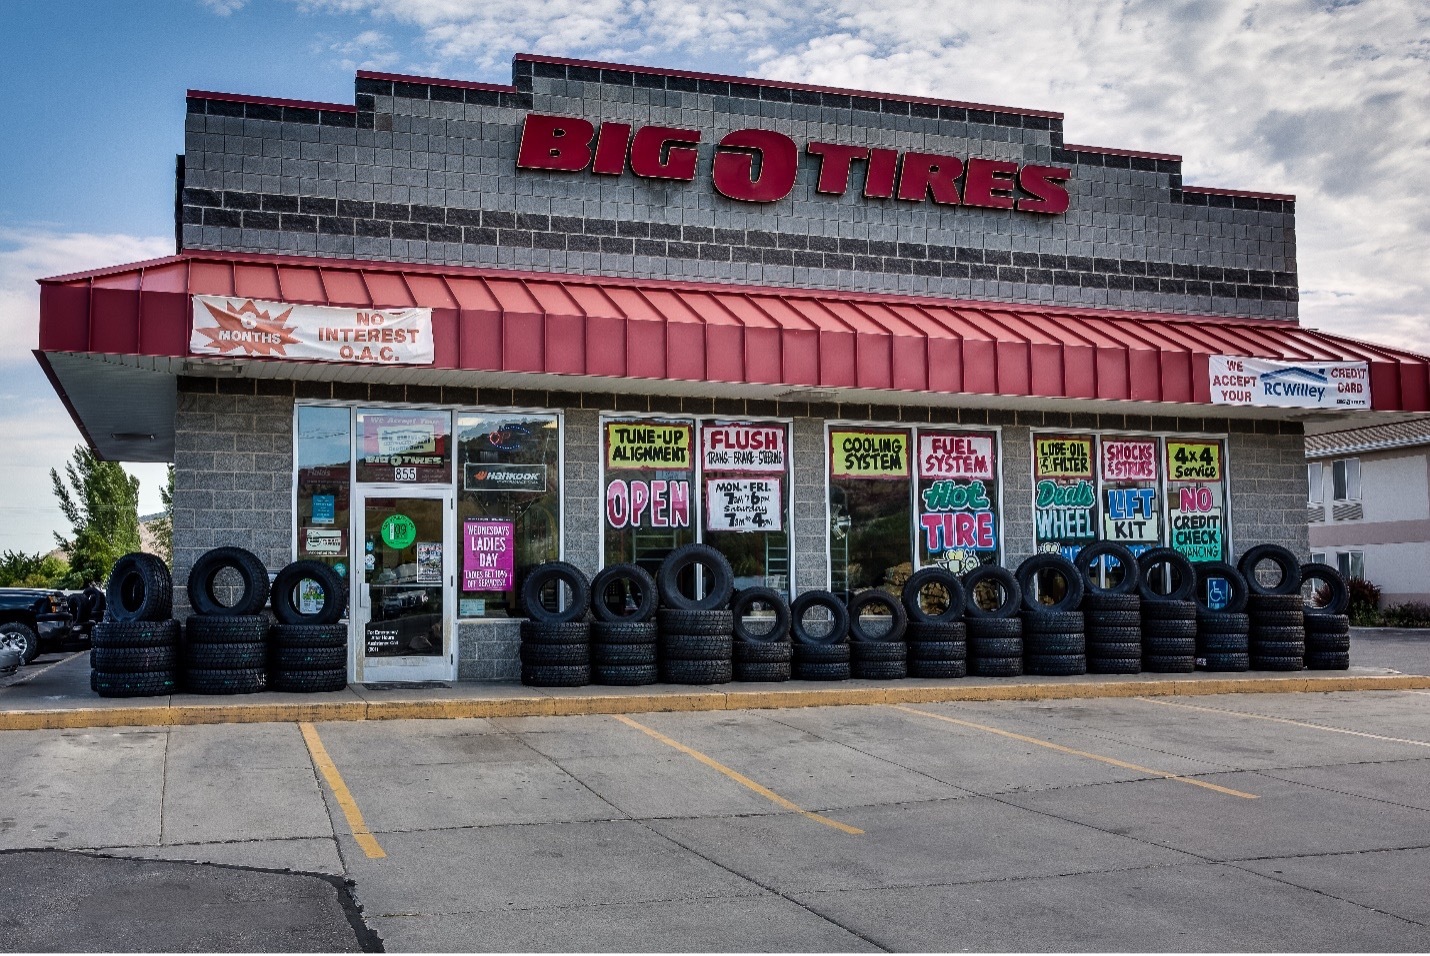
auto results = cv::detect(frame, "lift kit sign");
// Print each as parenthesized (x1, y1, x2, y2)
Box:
(1209, 356, 1370, 409)
(191, 296, 434, 365)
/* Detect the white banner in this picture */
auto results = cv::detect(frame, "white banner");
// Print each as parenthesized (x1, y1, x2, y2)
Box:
(706, 478, 782, 532)
(1209, 355, 1370, 409)
(701, 424, 786, 472)
(191, 295, 434, 365)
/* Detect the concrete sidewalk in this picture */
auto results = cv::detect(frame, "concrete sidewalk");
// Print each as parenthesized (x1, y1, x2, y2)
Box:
(3, 637, 1428, 732)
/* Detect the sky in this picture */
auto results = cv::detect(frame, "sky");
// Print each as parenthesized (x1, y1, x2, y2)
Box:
(0, 0, 1426, 553)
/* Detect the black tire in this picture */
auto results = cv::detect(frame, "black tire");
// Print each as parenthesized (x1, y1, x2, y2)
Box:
(1193, 561, 1249, 614)
(1304, 614, 1350, 635)
(90, 645, 177, 673)
(909, 659, 967, 679)
(1251, 626, 1306, 643)
(92, 619, 180, 650)
(1200, 652, 1250, 672)
(1305, 651, 1350, 670)
(1144, 620, 1198, 640)
(1023, 610, 1085, 633)
(1082, 593, 1141, 612)
(0, 621, 41, 664)
(1252, 640, 1306, 657)
(790, 591, 850, 644)
(661, 659, 732, 684)
(850, 641, 907, 663)
(851, 660, 907, 680)
(1074, 541, 1141, 596)
(592, 663, 659, 686)
(657, 544, 735, 611)
(1300, 564, 1350, 616)
(1025, 632, 1086, 655)
(1248, 593, 1304, 613)
(591, 620, 659, 645)
(185, 642, 267, 670)
(269, 669, 348, 693)
(734, 641, 793, 664)
(907, 641, 967, 662)
(1087, 641, 1143, 659)
(658, 609, 734, 636)
(792, 642, 851, 664)
(1088, 657, 1142, 675)
(847, 589, 908, 643)
(660, 634, 733, 661)
(1025, 654, 1087, 676)
(1084, 610, 1143, 629)
(1144, 636, 1196, 656)
(271, 623, 348, 649)
(901, 567, 966, 622)
(1238, 545, 1302, 596)
(520, 562, 591, 624)
(908, 621, 966, 642)
(105, 553, 174, 622)
(521, 643, 591, 666)
(733, 661, 792, 683)
(1143, 655, 1196, 673)
(1199, 632, 1250, 654)
(1251, 655, 1305, 672)
(966, 617, 1023, 638)
(185, 615, 269, 645)
(187, 547, 269, 616)
(184, 667, 266, 694)
(791, 661, 850, 681)
(520, 621, 592, 645)
(1137, 547, 1196, 603)
(963, 564, 1021, 619)
(589, 563, 659, 623)
(969, 656, 1023, 677)
(969, 635, 1023, 658)
(270, 560, 346, 626)
(522, 664, 590, 687)
(730, 587, 791, 643)
(591, 643, 657, 665)
(1086, 626, 1142, 644)
(1017, 554, 1085, 613)
(1306, 635, 1351, 653)
(1249, 609, 1306, 628)
(91, 669, 177, 698)
(1197, 611, 1250, 633)
(270, 645, 346, 671)
(1143, 600, 1198, 622)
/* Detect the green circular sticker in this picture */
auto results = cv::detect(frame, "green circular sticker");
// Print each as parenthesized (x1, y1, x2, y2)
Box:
(380, 514, 417, 549)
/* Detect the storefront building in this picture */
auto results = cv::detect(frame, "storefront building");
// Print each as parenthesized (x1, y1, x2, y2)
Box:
(34, 55, 1430, 681)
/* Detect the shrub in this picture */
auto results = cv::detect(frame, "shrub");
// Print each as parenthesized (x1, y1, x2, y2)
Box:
(1382, 602, 1430, 628)
(1347, 577, 1382, 626)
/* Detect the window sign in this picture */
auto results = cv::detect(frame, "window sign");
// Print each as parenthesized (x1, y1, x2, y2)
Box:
(917, 430, 1000, 573)
(829, 430, 910, 479)
(356, 409, 452, 483)
(1166, 439, 1227, 562)
(463, 520, 514, 592)
(1099, 438, 1161, 556)
(604, 418, 698, 571)
(701, 423, 785, 472)
(1033, 435, 1097, 560)
(706, 478, 782, 532)
(701, 421, 792, 593)
(606, 422, 693, 470)
(829, 427, 913, 599)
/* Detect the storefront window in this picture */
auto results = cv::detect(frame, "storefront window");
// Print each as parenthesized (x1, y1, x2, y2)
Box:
(603, 418, 697, 575)
(915, 429, 1001, 573)
(700, 421, 791, 593)
(355, 408, 452, 483)
(456, 411, 561, 619)
(1098, 436, 1161, 558)
(1166, 438, 1227, 563)
(1032, 434, 1097, 560)
(295, 405, 352, 583)
(829, 427, 912, 599)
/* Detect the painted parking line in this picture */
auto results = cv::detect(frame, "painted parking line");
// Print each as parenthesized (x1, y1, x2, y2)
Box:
(611, 714, 864, 834)
(888, 704, 1258, 799)
(299, 721, 387, 859)
(1135, 696, 1430, 748)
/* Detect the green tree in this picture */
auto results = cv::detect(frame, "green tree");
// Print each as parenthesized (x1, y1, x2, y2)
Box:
(51, 445, 141, 588)
(149, 465, 175, 565)
(0, 549, 69, 588)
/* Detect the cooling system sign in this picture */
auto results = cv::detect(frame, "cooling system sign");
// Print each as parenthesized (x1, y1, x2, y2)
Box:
(1209, 356, 1370, 409)
(191, 296, 434, 365)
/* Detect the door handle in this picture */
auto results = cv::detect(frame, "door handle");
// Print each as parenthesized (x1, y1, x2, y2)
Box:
(359, 583, 371, 609)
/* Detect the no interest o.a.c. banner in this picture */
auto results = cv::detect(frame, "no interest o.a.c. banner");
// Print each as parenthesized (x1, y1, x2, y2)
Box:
(191, 296, 434, 365)
(1209, 355, 1369, 409)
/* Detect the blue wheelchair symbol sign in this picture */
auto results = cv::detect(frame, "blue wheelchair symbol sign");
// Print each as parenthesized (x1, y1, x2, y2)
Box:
(1207, 577, 1230, 611)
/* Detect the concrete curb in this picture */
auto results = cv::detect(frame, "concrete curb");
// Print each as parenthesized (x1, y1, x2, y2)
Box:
(3, 673, 1428, 731)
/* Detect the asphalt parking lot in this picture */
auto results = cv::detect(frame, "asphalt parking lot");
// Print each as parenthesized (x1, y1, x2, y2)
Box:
(2, 673, 1430, 951)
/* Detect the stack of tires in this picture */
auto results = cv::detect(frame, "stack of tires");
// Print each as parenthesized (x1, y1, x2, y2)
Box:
(789, 590, 850, 681)
(1137, 548, 1197, 673)
(519, 562, 592, 687)
(902, 568, 967, 679)
(588, 563, 659, 686)
(1076, 543, 1143, 675)
(183, 547, 271, 694)
(1193, 562, 1251, 672)
(965, 564, 1023, 677)
(268, 560, 349, 693)
(1239, 545, 1306, 671)
(656, 545, 734, 685)
(847, 590, 908, 680)
(1016, 554, 1086, 676)
(1301, 563, 1351, 670)
(730, 586, 792, 682)
(92, 553, 179, 698)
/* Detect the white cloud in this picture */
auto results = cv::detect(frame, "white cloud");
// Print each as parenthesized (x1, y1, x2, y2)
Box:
(201, 0, 249, 14)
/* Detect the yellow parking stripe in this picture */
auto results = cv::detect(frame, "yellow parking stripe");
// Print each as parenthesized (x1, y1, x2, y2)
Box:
(299, 721, 387, 859)
(889, 704, 1258, 799)
(611, 714, 864, 834)
(1135, 696, 1430, 748)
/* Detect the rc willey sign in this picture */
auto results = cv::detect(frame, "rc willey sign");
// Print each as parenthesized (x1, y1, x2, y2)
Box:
(1209, 356, 1370, 409)
(191, 296, 434, 365)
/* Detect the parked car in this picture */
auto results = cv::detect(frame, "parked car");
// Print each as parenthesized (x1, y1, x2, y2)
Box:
(0, 586, 92, 665)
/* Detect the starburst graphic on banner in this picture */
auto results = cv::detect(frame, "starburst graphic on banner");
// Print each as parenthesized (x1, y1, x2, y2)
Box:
(196, 298, 299, 356)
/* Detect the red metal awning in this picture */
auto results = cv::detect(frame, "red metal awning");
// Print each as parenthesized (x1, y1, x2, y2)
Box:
(37, 250, 1430, 412)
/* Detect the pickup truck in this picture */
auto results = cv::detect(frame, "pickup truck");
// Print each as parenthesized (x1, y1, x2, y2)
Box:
(0, 586, 99, 665)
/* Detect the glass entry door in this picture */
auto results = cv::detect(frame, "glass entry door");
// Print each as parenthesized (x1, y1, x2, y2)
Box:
(355, 491, 455, 682)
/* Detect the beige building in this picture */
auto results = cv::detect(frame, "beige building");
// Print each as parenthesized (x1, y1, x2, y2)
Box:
(1308, 418, 1430, 604)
